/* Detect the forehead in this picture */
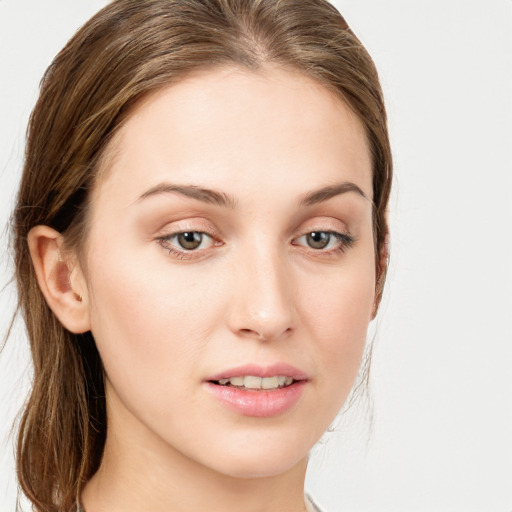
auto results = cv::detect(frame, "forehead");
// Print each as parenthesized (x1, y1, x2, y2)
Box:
(94, 65, 373, 206)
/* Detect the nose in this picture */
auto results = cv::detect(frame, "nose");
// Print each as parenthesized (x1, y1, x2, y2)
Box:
(227, 247, 298, 342)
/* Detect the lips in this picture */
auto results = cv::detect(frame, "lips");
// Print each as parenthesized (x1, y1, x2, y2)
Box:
(205, 363, 308, 383)
(204, 364, 308, 417)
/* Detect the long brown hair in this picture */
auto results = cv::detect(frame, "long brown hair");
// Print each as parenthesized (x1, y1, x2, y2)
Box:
(11, 1, 392, 510)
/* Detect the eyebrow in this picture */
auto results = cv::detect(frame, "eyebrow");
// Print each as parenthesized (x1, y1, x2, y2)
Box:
(137, 180, 368, 209)
(138, 183, 237, 208)
(300, 182, 369, 206)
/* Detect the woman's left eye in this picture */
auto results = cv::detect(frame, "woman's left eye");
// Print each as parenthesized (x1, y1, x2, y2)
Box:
(158, 231, 216, 255)
(293, 231, 354, 252)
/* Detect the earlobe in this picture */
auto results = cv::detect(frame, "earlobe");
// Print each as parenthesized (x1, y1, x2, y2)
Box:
(27, 225, 91, 334)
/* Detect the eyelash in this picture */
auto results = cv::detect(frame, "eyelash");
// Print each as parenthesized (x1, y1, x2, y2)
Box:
(157, 231, 219, 260)
(292, 231, 356, 255)
(156, 229, 355, 260)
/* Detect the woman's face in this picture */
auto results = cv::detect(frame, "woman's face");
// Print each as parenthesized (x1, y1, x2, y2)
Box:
(83, 66, 376, 478)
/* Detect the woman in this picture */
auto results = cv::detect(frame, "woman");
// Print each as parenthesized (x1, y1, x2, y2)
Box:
(11, 0, 392, 510)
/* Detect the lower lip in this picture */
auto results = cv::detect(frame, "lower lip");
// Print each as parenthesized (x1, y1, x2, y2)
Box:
(204, 381, 307, 418)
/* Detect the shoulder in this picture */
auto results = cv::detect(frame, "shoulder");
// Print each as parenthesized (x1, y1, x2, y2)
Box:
(306, 493, 325, 512)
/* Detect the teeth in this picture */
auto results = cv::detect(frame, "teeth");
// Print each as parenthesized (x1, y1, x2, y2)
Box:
(216, 375, 296, 389)
(244, 376, 262, 389)
(229, 376, 244, 387)
(261, 376, 279, 389)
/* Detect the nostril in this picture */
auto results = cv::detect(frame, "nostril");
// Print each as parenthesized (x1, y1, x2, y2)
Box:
(239, 328, 266, 340)
(237, 326, 294, 342)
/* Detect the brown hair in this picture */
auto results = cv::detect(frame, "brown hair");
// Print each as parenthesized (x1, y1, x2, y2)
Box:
(12, 0, 392, 510)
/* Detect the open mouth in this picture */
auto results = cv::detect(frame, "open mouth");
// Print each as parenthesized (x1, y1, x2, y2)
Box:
(209, 375, 297, 391)
(205, 370, 307, 417)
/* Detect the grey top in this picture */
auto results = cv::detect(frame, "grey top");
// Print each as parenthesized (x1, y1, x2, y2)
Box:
(306, 492, 324, 512)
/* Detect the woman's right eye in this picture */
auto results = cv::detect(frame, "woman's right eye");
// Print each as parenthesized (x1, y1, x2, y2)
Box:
(157, 231, 217, 258)
(174, 231, 209, 250)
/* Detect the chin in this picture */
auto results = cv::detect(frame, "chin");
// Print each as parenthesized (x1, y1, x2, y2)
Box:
(189, 426, 316, 479)
(211, 451, 307, 479)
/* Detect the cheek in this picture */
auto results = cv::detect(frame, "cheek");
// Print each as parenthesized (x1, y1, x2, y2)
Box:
(299, 254, 376, 391)
(84, 244, 220, 395)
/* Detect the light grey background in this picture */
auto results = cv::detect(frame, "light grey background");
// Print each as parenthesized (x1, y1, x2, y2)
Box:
(1, 1, 511, 511)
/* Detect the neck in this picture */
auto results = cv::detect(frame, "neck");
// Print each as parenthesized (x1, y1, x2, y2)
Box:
(81, 383, 310, 512)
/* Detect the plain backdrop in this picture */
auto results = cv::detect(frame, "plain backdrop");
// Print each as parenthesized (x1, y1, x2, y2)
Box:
(1, 1, 511, 511)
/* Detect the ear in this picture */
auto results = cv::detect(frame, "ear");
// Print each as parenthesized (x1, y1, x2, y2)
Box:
(27, 225, 91, 334)
(371, 234, 390, 319)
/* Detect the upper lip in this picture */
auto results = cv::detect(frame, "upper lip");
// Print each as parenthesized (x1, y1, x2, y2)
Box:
(205, 363, 309, 382)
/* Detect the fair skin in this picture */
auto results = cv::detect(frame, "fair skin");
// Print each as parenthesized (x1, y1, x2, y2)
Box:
(29, 66, 377, 512)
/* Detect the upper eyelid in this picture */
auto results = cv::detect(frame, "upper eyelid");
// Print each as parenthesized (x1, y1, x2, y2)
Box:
(163, 231, 213, 240)
(161, 228, 353, 246)
(293, 230, 354, 245)
(156, 226, 351, 240)
(154, 215, 352, 242)
(160, 229, 214, 238)
(154, 220, 220, 238)
(154, 211, 349, 231)
(292, 224, 352, 241)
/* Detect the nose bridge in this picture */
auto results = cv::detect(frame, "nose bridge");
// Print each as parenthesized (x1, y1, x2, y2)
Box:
(229, 242, 297, 341)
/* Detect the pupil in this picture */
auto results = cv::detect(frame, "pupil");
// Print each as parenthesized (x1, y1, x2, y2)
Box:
(307, 231, 329, 249)
(178, 232, 202, 250)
